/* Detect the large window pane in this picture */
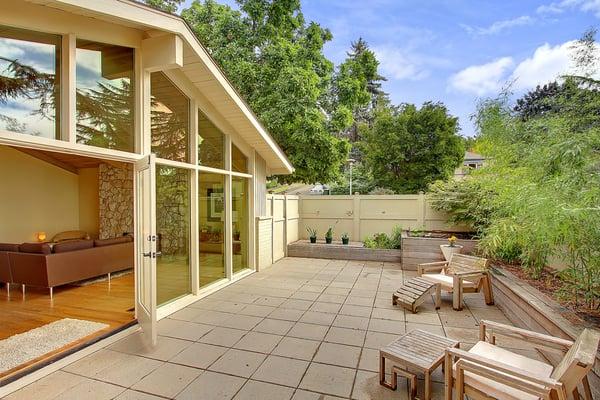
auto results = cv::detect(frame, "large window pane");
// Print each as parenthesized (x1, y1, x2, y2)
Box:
(151, 72, 189, 162)
(0, 26, 60, 139)
(76, 40, 134, 152)
(156, 165, 191, 305)
(232, 144, 248, 173)
(232, 176, 249, 273)
(198, 110, 224, 169)
(199, 172, 226, 287)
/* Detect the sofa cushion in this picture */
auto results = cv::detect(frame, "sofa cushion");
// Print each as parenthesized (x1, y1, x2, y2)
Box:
(0, 243, 19, 252)
(52, 230, 90, 243)
(53, 239, 94, 254)
(19, 242, 51, 254)
(94, 236, 133, 247)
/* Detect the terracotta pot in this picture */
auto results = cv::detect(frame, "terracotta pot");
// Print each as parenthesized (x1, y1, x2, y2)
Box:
(440, 244, 463, 261)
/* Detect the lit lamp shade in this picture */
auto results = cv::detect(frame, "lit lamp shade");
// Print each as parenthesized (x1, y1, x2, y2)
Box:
(37, 232, 47, 242)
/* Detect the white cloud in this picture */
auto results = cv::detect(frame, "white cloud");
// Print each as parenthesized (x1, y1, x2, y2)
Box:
(449, 40, 600, 95)
(537, 0, 600, 18)
(448, 57, 514, 95)
(510, 42, 577, 90)
(461, 15, 535, 36)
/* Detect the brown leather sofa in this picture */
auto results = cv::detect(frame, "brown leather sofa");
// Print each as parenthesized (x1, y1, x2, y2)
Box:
(0, 243, 18, 296)
(0, 236, 133, 298)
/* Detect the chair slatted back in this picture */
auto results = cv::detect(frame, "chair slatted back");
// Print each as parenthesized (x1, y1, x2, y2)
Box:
(446, 253, 488, 275)
(551, 329, 600, 394)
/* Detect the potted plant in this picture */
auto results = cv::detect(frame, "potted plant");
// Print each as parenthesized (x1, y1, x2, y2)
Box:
(440, 235, 463, 261)
(341, 233, 350, 245)
(233, 229, 240, 241)
(325, 227, 334, 244)
(324, 220, 338, 244)
(307, 227, 317, 243)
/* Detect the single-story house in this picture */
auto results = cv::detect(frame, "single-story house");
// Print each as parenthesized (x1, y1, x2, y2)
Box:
(0, 0, 293, 382)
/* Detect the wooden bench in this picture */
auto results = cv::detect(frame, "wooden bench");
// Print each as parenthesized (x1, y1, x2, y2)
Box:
(418, 253, 494, 311)
(392, 277, 441, 313)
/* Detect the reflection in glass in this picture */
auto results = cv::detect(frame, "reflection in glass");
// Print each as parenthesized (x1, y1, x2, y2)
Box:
(232, 176, 248, 273)
(0, 25, 60, 139)
(199, 172, 226, 287)
(232, 143, 248, 173)
(198, 110, 224, 169)
(76, 40, 134, 152)
(156, 165, 191, 305)
(151, 72, 190, 162)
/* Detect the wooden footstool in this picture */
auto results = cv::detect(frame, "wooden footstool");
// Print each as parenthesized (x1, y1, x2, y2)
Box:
(392, 277, 441, 313)
(380, 330, 459, 400)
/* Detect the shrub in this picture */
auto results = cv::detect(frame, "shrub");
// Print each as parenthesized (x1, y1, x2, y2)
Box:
(363, 226, 402, 249)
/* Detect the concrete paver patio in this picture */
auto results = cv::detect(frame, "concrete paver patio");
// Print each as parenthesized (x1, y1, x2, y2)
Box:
(5, 257, 527, 400)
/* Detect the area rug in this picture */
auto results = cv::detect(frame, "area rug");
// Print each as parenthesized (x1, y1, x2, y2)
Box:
(0, 318, 109, 373)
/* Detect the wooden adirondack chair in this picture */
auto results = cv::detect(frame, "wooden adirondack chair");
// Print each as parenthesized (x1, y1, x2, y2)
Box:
(417, 253, 494, 310)
(444, 320, 600, 400)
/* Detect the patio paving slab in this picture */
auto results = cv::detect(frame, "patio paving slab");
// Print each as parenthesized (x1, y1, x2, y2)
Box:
(175, 371, 246, 400)
(208, 348, 267, 378)
(234, 380, 295, 400)
(131, 363, 201, 398)
(251, 355, 310, 387)
(7, 257, 513, 400)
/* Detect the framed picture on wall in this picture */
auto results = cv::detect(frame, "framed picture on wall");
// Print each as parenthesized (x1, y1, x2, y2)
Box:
(207, 187, 224, 221)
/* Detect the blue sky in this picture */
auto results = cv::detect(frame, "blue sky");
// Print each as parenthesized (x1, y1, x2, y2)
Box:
(180, 0, 598, 136)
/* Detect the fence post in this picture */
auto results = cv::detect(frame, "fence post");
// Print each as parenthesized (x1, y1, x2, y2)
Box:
(283, 195, 288, 256)
(417, 191, 426, 228)
(270, 196, 275, 264)
(353, 195, 360, 241)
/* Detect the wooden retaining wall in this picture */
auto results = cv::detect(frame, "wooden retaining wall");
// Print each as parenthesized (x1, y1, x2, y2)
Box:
(287, 240, 402, 263)
(491, 267, 600, 396)
(401, 235, 479, 270)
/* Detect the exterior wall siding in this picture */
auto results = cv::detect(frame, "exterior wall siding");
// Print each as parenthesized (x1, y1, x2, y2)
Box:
(256, 216, 273, 271)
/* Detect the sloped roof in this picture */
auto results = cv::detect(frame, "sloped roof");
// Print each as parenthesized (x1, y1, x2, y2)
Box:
(25, 0, 294, 174)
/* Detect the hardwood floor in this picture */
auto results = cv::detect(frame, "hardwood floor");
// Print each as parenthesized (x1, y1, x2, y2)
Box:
(0, 273, 134, 382)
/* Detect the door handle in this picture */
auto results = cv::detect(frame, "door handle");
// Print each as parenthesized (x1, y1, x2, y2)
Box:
(143, 251, 162, 258)
(155, 251, 162, 257)
(143, 252, 152, 258)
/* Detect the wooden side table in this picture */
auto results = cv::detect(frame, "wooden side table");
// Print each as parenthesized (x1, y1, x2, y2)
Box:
(380, 329, 459, 400)
(392, 277, 441, 313)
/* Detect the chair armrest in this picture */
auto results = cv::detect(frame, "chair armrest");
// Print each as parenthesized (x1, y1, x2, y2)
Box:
(446, 348, 562, 392)
(449, 270, 486, 278)
(479, 320, 573, 351)
(417, 261, 447, 276)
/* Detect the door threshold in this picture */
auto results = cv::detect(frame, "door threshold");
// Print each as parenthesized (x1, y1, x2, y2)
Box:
(0, 319, 138, 388)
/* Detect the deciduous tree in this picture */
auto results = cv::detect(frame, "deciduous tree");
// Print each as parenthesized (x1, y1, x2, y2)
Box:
(182, 0, 350, 183)
(362, 102, 464, 193)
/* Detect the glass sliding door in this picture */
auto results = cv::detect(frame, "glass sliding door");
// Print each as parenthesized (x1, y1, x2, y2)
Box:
(198, 172, 226, 287)
(156, 165, 191, 305)
(232, 176, 249, 273)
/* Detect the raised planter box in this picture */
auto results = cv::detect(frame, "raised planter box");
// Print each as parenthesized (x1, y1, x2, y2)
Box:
(491, 267, 600, 395)
(287, 240, 401, 263)
(401, 234, 479, 270)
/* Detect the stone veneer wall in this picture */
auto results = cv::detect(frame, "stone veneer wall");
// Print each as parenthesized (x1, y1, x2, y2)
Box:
(99, 163, 133, 239)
